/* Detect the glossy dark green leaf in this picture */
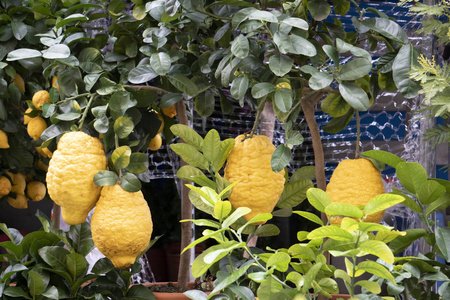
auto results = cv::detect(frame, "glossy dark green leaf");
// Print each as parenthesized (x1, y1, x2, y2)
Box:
(160, 93, 183, 108)
(7, 48, 42, 61)
(128, 65, 158, 84)
(323, 45, 340, 64)
(332, 0, 350, 15)
(248, 10, 278, 23)
(56, 13, 88, 28)
(195, 90, 215, 117)
(126, 284, 156, 300)
(392, 44, 421, 99)
(308, 0, 331, 21)
(336, 38, 371, 60)
(94, 170, 119, 186)
(361, 18, 409, 44)
(3, 286, 32, 299)
(42, 44, 71, 59)
(339, 82, 370, 111)
(66, 253, 87, 278)
(269, 54, 292, 77)
(251, 82, 275, 98)
(322, 108, 354, 133)
(11, 21, 27, 40)
(309, 71, 333, 90)
(69, 222, 95, 257)
(273, 89, 293, 113)
(169, 74, 199, 96)
(278, 179, 314, 208)
(339, 58, 372, 81)
(396, 162, 428, 194)
(150, 52, 171, 75)
(282, 17, 308, 30)
(111, 146, 132, 169)
(230, 75, 249, 102)
(231, 34, 249, 59)
(39, 246, 70, 271)
(290, 35, 317, 56)
(120, 172, 142, 193)
(389, 228, 427, 254)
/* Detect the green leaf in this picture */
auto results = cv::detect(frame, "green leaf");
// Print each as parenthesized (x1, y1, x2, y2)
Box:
(325, 203, 363, 219)
(231, 34, 249, 59)
(336, 38, 371, 60)
(339, 82, 370, 111)
(110, 91, 136, 114)
(306, 188, 332, 212)
(126, 153, 149, 174)
(323, 45, 340, 64)
(282, 17, 309, 30)
(111, 146, 132, 169)
(309, 72, 333, 90)
(389, 228, 427, 254)
(364, 194, 405, 216)
(222, 207, 252, 228)
(392, 44, 421, 98)
(126, 284, 156, 300)
(203, 129, 220, 165)
(361, 150, 405, 168)
(396, 162, 428, 194)
(361, 18, 409, 44)
(120, 172, 142, 193)
(355, 280, 381, 294)
(114, 116, 134, 139)
(248, 10, 278, 23)
(273, 89, 293, 113)
(28, 270, 46, 297)
(293, 210, 323, 225)
(291, 166, 316, 182)
(289, 35, 317, 56)
(307, 226, 354, 241)
(213, 200, 232, 220)
(267, 252, 291, 272)
(195, 90, 215, 117)
(3, 286, 32, 299)
(436, 227, 450, 262)
(56, 13, 88, 28)
(39, 246, 70, 271)
(210, 263, 253, 296)
(94, 170, 119, 187)
(170, 143, 209, 170)
(321, 93, 350, 117)
(11, 21, 27, 40)
(339, 58, 372, 81)
(257, 276, 283, 300)
(170, 124, 204, 151)
(183, 219, 220, 229)
(251, 82, 275, 98)
(188, 189, 214, 215)
(277, 179, 314, 208)
(42, 44, 71, 59)
(176, 165, 204, 182)
(333, 0, 350, 15)
(271, 144, 291, 173)
(230, 76, 249, 102)
(213, 138, 235, 172)
(128, 64, 158, 84)
(357, 260, 396, 284)
(269, 54, 293, 77)
(7, 48, 42, 61)
(191, 241, 242, 277)
(254, 224, 280, 237)
(150, 52, 171, 75)
(301, 263, 323, 293)
(418, 180, 446, 205)
(335, 269, 351, 284)
(42, 286, 59, 299)
(168, 74, 199, 96)
(426, 193, 450, 216)
(307, 0, 330, 21)
(359, 240, 395, 264)
(69, 222, 95, 257)
(66, 253, 87, 278)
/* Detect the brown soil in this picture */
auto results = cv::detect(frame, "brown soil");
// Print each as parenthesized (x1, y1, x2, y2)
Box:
(149, 276, 214, 293)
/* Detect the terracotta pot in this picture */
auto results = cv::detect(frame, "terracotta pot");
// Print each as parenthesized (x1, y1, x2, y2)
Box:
(143, 282, 204, 300)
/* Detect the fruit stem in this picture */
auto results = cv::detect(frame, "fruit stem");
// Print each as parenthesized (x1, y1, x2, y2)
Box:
(355, 110, 360, 159)
(78, 94, 95, 130)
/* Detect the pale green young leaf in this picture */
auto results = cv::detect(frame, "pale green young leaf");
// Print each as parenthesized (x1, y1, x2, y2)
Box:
(375, 230, 406, 243)
(435, 227, 450, 262)
(345, 257, 365, 277)
(426, 193, 450, 216)
(417, 179, 446, 205)
(111, 146, 131, 169)
(358, 222, 392, 233)
(361, 149, 405, 168)
(290, 166, 316, 182)
(364, 194, 405, 216)
(301, 263, 323, 293)
(334, 269, 351, 284)
(395, 162, 428, 194)
(210, 263, 253, 295)
(318, 278, 339, 294)
(267, 252, 291, 272)
(191, 240, 238, 277)
(186, 184, 216, 206)
(217, 180, 239, 200)
(292, 211, 323, 226)
(213, 200, 232, 220)
(212, 138, 235, 172)
(306, 188, 331, 212)
(203, 241, 245, 264)
(248, 272, 267, 283)
(357, 260, 396, 284)
(222, 207, 252, 229)
(182, 228, 227, 254)
(181, 219, 220, 229)
(257, 276, 283, 300)
(188, 189, 214, 215)
(278, 180, 314, 208)
(202, 129, 220, 165)
(170, 124, 204, 151)
(307, 226, 354, 241)
(254, 224, 280, 237)
(340, 217, 359, 232)
(176, 165, 205, 182)
(355, 280, 382, 294)
(237, 213, 272, 235)
(286, 272, 304, 289)
(325, 203, 363, 219)
(359, 240, 395, 264)
(215, 173, 232, 199)
(170, 143, 209, 170)
(288, 244, 316, 260)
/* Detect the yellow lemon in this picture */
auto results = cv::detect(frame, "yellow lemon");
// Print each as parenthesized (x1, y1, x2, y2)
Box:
(7, 172, 26, 195)
(0, 130, 10, 149)
(26, 181, 46, 202)
(23, 108, 35, 125)
(27, 117, 47, 141)
(35, 146, 52, 158)
(37, 160, 48, 172)
(0, 176, 12, 197)
(161, 105, 177, 118)
(7, 194, 28, 209)
(46, 131, 108, 225)
(326, 158, 386, 224)
(148, 134, 162, 151)
(91, 184, 153, 269)
(32, 90, 51, 110)
(52, 76, 59, 91)
(275, 82, 292, 90)
(224, 135, 286, 224)
(12, 73, 25, 93)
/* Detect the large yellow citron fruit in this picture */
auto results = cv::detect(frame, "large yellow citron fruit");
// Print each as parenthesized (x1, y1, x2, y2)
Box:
(91, 184, 153, 269)
(27, 117, 47, 141)
(26, 181, 47, 202)
(0, 176, 12, 197)
(32, 90, 51, 110)
(161, 105, 177, 118)
(326, 158, 386, 224)
(0, 130, 10, 149)
(224, 135, 285, 224)
(46, 131, 107, 225)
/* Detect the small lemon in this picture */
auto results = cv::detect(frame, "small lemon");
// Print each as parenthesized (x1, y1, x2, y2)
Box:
(35, 146, 52, 158)
(52, 76, 59, 91)
(161, 105, 177, 118)
(27, 117, 47, 141)
(26, 181, 46, 202)
(6, 172, 26, 195)
(91, 184, 153, 269)
(32, 90, 51, 110)
(37, 160, 48, 172)
(0, 130, 10, 149)
(23, 108, 35, 125)
(275, 82, 291, 90)
(12, 73, 25, 93)
(0, 176, 12, 197)
(7, 194, 28, 209)
(148, 134, 162, 151)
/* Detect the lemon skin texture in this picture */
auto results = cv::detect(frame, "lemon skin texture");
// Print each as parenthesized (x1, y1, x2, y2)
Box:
(27, 181, 47, 202)
(0, 176, 12, 196)
(326, 158, 386, 224)
(32, 90, 51, 110)
(91, 184, 153, 269)
(27, 117, 47, 141)
(148, 134, 162, 151)
(46, 131, 107, 225)
(224, 135, 285, 224)
(161, 105, 177, 118)
(0, 130, 9, 148)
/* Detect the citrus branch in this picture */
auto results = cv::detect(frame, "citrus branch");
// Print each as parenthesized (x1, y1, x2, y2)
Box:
(78, 94, 95, 130)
